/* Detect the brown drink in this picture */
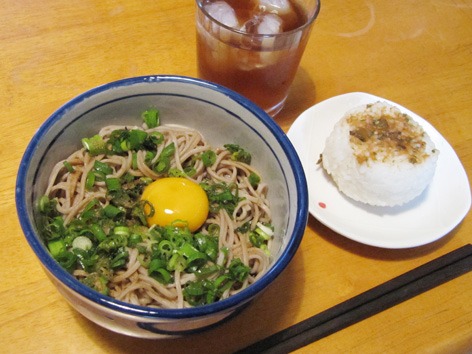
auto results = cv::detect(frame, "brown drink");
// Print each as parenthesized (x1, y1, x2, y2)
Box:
(196, 0, 320, 116)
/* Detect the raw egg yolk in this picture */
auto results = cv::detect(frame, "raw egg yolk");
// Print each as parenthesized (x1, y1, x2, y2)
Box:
(141, 177, 209, 232)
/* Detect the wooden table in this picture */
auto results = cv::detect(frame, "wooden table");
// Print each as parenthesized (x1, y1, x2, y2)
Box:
(1, 1, 471, 353)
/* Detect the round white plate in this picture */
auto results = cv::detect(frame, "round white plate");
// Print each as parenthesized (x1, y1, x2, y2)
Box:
(287, 92, 471, 248)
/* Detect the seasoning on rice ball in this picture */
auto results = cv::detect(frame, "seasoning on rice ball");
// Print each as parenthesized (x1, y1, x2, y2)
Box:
(321, 101, 439, 206)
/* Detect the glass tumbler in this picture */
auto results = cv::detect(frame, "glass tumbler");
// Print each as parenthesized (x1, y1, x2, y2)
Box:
(196, 0, 321, 116)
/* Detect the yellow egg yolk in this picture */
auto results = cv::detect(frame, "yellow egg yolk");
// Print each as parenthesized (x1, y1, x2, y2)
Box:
(141, 177, 209, 232)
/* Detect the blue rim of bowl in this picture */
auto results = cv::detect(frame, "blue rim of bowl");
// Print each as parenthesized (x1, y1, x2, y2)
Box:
(16, 75, 308, 319)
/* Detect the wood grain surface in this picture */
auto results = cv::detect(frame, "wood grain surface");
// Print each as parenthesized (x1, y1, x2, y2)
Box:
(1, 1, 471, 353)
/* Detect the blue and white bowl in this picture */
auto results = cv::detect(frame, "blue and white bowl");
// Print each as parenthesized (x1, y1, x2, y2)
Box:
(15, 75, 308, 338)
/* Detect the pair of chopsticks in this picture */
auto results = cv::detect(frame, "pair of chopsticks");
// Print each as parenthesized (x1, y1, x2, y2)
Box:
(237, 244, 472, 354)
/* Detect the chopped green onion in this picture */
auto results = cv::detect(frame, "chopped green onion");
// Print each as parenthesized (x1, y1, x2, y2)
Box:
(149, 259, 172, 284)
(81, 273, 109, 295)
(85, 171, 96, 190)
(73, 248, 98, 273)
(90, 224, 107, 242)
(140, 177, 153, 185)
(128, 233, 142, 247)
(131, 203, 149, 225)
(43, 216, 66, 240)
(110, 248, 129, 269)
(158, 240, 173, 258)
(168, 253, 186, 272)
(72, 236, 93, 251)
(63, 161, 75, 173)
(145, 151, 156, 166)
(142, 108, 160, 128)
(224, 144, 252, 164)
(160, 142, 175, 158)
(105, 177, 121, 192)
(82, 135, 107, 156)
(79, 199, 101, 221)
(201, 150, 216, 167)
(132, 152, 138, 170)
(207, 223, 220, 236)
(98, 234, 126, 252)
(129, 130, 148, 150)
(120, 140, 130, 152)
(183, 166, 197, 177)
(113, 226, 130, 236)
(201, 182, 240, 215)
(152, 267, 173, 284)
(213, 274, 232, 290)
(228, 258, 250, 283)
(183, 257, 249, 306)
(38, 195, 54, 215)
(248, 172, 260, 188)
(103, 204, 123, 218)
(107, 129, 128, 154)
(149, 131, 164, 145)
(141, 200, 154, 218)
(260, 244, 270, 256)
(195, 264, 220, 278)
(93, 160, 113, 175)
(55, 251, 77, 272)
(168, 168, 185, 177)
(255, 222, 274, 238)
(249, 222, 274, 250)
(48, 239, 66, 257)
(179, 242, 207, 267)
(82, 198, 100, 213)
(236, 221, 251, 233)
(107, 129, 151, 154)
(194, 233, 218, 261)
(154, 157, 170, 173)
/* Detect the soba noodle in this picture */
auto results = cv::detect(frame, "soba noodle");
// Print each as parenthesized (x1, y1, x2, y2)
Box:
(40, 117, 272, 309)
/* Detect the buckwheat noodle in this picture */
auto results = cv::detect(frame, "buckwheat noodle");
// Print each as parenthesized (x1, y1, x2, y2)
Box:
(44, 124, 272, 308)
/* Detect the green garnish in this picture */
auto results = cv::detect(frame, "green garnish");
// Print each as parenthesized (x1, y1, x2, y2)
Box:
(153, 142, 175, 174)
(224, 144, 252, 164)
(63, 161, 75, 173)
(183, 258, 250, 306)
(142, 108, 160, 128)
(249, 222, 273, 254)
(200, 181, 241, 215)
(93, 160, 113, 175)
(105, 177, 121, 192)
(248, 172, 260, 188)
(80, 273, 110, 295)
(201, 150, 216, 167)
(82, 135, 107, 156)
(47, 239, 66, 257)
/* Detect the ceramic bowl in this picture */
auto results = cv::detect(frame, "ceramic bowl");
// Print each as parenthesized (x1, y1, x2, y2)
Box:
(16, 75, 308, 338)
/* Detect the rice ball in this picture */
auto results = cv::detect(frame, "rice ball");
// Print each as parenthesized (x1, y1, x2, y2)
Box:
(321, 102, 439, 207)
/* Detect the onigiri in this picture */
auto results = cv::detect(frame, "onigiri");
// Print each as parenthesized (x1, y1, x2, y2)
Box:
(321, 101, 439, 207)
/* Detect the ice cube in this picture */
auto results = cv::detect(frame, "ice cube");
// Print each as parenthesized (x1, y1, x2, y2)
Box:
(241, 17, 260, 34)
(241, 13, 282, 35)
(257, 0, 293, 15)
(257, 13, 283, 34)
(204, 1, 239, 29)
(237, 48, 281, 71)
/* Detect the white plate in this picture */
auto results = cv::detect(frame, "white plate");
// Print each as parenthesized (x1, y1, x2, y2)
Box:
(287, 92, 471, 248)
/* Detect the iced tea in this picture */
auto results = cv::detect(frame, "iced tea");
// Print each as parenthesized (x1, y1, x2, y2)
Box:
(196, 0, 320, 116)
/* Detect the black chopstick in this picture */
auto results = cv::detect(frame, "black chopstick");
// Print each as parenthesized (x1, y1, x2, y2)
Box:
(236, 244, 472, 354)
